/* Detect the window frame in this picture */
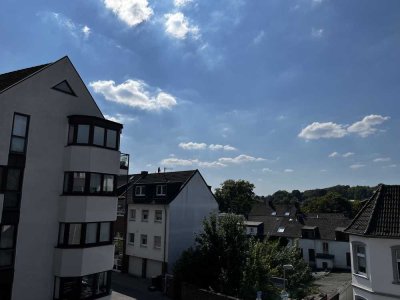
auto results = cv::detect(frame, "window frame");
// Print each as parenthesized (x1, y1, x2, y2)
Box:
(323, 242, 329, 254)
(135, 185, 145, 196)
(154, 236, 161, 249)
(0, 224, 16, 268)
(391, 246, 400, 284)
(140, 234, 148, 247)
(155, 210, 162, 223)
(128, 233, 135, 245)
(129, 209, 136, 221)
(63, 172, 117, 196)
(58, 222, 113, 248)
(141, 210, 149, 222)
(352, 242, 368, 277)
(9, 113, 30, 154)
(156, 185, 167, 196)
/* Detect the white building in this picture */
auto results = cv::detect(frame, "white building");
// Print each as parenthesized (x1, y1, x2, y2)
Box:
(0, 57, 122, 300)
(121, 170, 218, 278)
(345, 184, 400, 300)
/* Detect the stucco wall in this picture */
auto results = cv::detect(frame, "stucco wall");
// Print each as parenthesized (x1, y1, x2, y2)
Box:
(168, 172, 218, 272)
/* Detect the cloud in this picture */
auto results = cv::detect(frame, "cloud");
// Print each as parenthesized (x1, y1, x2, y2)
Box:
(299, 122, 347, 140)
(262, 168, 272, 173)
(373, 157, 391, 163)
(104, 113, 137, 123)
(161, 158, 196, 166)
(82, 25, 91, 39)
(347, 115, 390, 137)
(174, 0, 193, 7)
(342, 152, 355, 158)
(329, 152, 339, 158)
(90, 79, 177, 111)
(385, 164, 397, 168)
(284, 169, 294, 173)
(209, 144, 237, 151)
(350, 164, 365, 169)
(198, 161, 226, 168)
(164, 12, 199, 40)
(299, 115, 390, 140)
(178, 142, 207, 150)
(253, 30, 265, 45)
(311, 28, 324, 38)
(218, 154, 265, 164)
(103, 0, 153, 27)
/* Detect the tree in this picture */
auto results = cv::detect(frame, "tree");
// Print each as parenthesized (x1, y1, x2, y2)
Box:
(215, 179, 255, 216)
(302, 191, 352, 215)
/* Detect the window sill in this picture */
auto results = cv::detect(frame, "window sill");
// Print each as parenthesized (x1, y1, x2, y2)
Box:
(353, 273, 368, 280)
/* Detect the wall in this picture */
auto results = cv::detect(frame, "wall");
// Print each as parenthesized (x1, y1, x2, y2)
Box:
(350, 235, 400, 299)
(168, 172, 218, 273)
(0, 57, 112, 300)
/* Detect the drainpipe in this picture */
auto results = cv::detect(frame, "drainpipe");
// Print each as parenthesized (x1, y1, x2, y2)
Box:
(162, 204, 167, 275)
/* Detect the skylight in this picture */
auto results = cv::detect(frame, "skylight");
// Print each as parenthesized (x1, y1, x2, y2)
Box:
(277, 227, 285, 233)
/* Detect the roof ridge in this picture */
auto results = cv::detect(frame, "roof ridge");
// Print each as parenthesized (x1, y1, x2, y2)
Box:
(364, 184, 384, 235)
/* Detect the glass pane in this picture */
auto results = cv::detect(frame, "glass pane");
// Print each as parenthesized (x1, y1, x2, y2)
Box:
(0, 249, 13, 267)
(103, 175, 114, 192)
(154, 236, 161, 248)
(80, 275, 94, 298)
(99, 223, 110, 242)
(129, 233, 134, 243)
(93, 127, 105, 146)
(59, 224, 65, 245)
(396, 249, 400, 260)
(63, 173, 71, 193)
(397, 262, 400, 279)
(3, 192, 19, 208)
(141, 235, 147, 245)
(106, 130, 117, 148)
(6, 169, 20, 191)
(90, 174, 102, 193)
(358, 257, 366, 273)
(68, 224, 82, 245)
(72, 173, 86, 192)
(357, 246, 365, 255)
(54, 277, 60, 299)
(76, 125, 90, 144)
(61, 278, 79, 299)
(13, 114, 28, 137)
(85, 223, 98, 244)
(0, 225, 15, 248)
(68, 125, 75, 144)
(96, 272, 108, 294)
(10, 137, 25, 153)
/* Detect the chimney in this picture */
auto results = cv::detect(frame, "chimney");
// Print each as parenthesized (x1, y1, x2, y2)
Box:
(141, 171, 148, 177)
(158, 167, 161, 173)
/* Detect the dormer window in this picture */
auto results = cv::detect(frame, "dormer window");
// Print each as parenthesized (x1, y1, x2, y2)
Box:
(135, 186, 145, 196)
(156, 185, 166, 196)
(277, 226, 285, 233)
(271, 211, 276, 216)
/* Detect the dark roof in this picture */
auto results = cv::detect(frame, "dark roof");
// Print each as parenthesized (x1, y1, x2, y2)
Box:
(345, 184, 400, 238)
(0, 64, 50, 92)
(249, 202, 298, 217)
(119, 170, 198, 204)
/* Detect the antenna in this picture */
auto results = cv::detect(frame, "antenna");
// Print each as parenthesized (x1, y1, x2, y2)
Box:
(163, 167, 173, 173)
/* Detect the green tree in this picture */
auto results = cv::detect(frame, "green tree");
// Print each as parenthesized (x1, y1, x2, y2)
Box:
(215, 179, 255, 216)
(302, 192, 352, 214)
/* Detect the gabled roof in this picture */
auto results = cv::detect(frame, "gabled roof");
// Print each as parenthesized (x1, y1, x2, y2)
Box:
(345, 184, 400, 238)
(0, 64, 50, 92)
(249, 202, 298, 217)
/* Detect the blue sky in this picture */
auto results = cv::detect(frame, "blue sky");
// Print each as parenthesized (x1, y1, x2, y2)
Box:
(1, 0, 400, 195)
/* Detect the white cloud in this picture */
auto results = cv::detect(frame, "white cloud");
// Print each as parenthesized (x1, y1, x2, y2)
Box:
(104, 0, 153, 27)
(174, 0, 193, 7)
(342, 152, 355, 158)
(218, 154, 265, 164)
(299, 122, 347, 140)
(284, 169, 294, 173)
(104, 113, 137, 123)
(329, 152, 339, 158)
(386, 164, 397, 168)
(198, 161, 226, 168)
(262, 168, 272, 173)
(311, 27, 324, 38)
(164, 12, 199, 39)
(253, 30, 265, 44)
(209, 144, 237, 151)
(178, 142, 207, 150)
(347, 115, 390, 137)
(299, 115, 390, 140)
(90, 79, 177, 111)
(82, 25, 91, 39)
(161, 158, 196, 166)
(350, 164, 365, 169)
(373, 157, 391, 163)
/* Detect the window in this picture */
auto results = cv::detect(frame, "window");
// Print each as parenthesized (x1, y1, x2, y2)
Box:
(93, 126, 105, 146)
(10, 113, 29, 153)
(140, 234, 147, 247)
(135, 186, 145, 196)
(3, 192, 19, 208)
(89, 174, 102, 193)
(0, 225, 15, 249)
(68, 224, 82, 245)
(323, 242, 329, 254)
(156, 185, 166, 196)
(353, 243, 367, 276)
(72, 172, 86, 192)
(129, 209, 136, 221)
(58, 222, 112, 247)
(99, 222, 110, 242)
(277, 226, 285, 233)
(106, 129, 117, 148)
(142, 210, 149, 222)
(85, 223, 98, 244)
(0, 166, 5, 190)
(103, 175, 114, 192)
(392, 246, 400, 283)
(5, 168, 21, 191)
(54, 271, 111, 300)
(154, 236, 161, 249)
(63, 172, 116, 195)
(129, 233, 135, 245)
(52, 80, 77, 96)
(76, 124, 90, 144)
(155, 210, 162, 222)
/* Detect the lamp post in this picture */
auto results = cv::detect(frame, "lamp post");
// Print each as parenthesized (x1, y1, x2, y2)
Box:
(281, 264, 293, 300)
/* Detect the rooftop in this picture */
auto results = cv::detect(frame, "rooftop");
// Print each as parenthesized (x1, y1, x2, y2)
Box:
(0, 63, 49, 92)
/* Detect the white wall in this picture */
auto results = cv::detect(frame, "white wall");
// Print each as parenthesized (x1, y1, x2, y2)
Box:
(0, 57, 116, 300)
(350, 235, 400, 299)
(168, 172, 218, 272)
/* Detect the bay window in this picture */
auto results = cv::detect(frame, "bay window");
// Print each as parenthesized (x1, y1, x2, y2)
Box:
(63, 172, 116, 195)
(58, 222, 112, 248)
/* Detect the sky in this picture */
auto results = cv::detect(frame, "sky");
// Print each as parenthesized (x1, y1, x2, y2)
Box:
(1, 0, 400, 195)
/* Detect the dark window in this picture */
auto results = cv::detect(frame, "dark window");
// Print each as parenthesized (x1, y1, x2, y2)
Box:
(309, 249, 316, 262)
(102, 175, 114, 192)
(155, 210, 162, 222)
(76, 125, 90, 144)
(346, 252, 351, 267)
(140, 234, 147, 247)
(6, 168, 21, 191)
(93, 127, 105, 146)
(72, 173, 86, 193)
(135, 186, 145, 196)
(63, 172, 116, 196)
(68, 224, 82, 245)
(85, 223, 98, 244)
(89, 174, 102, 193)
(58, 222, 112, 248)
(156, 185, 166, 196)
(323, 242, 329, 254)
(142, 210, 149, 222)
(99, 222, 110, 242)
(0, 225, 15, 267)
(3, 192, 19, 208)
(52, 80, 77, 96)
(106, 130, 117, 149)
(129, 233, 134, 245)
(10, 113, 29, 154)
(391, 246, 400, 283)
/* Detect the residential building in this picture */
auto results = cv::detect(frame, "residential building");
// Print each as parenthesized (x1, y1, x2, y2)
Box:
(249, 202, 352, 270)
(345, 184, 400, 300)
(0, 57, 122, 300)
(120, 170, 218, 278)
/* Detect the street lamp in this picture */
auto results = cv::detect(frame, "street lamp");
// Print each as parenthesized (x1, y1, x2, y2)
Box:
(281, 264, 293, 300)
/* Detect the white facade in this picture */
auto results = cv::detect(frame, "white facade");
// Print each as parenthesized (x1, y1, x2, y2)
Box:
(126, 171, 218, 278)
(350, 235, 400, 300)
(0, 57, 121, 300)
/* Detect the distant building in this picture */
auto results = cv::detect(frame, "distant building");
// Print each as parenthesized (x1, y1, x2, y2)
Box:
(0, 57, 122, 299)
(119, 170, 218, 278)
(345, 184, 400, 300)
(249, 202, 352, 270)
